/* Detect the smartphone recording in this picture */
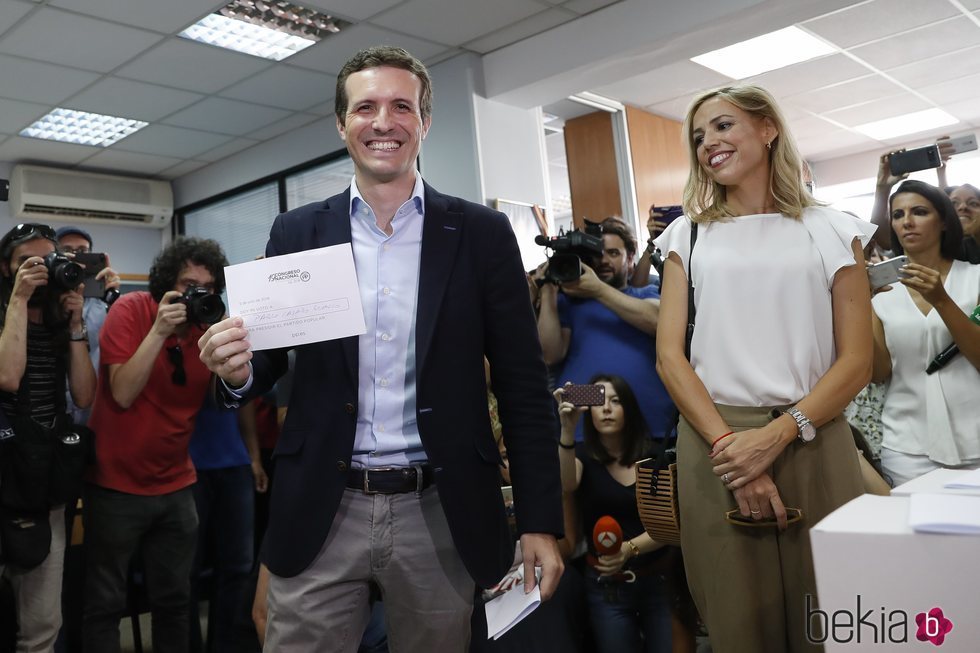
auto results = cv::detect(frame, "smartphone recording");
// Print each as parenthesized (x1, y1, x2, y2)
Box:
(888, 145, 942, 176)
(652, 205, 684, 226)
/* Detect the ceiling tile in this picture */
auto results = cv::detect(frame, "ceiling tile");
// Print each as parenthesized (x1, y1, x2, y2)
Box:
(802, 0, 960, 49)
(63, 77, 204, 122)
(195, 138, 261, 163)
(918, 71, 980, 106)
(963, 0, 980, 8)
(0, 1, 34, 33)
(113, 124, 233, 159)
(158, 159, 209, 180)
(287, 24, 450, 75)
(0, 54, 100, 105)
(796, 129, 878, 160)
(0, 97, 50, 135)
(592, 61, 731, 108)
(886, 45, 980, 88)
(162, 97, 293, 136)
(465, 8, 579, 54)
(562, 0, 620, 14)
(744, 54, 871, 99)
(0, 136, 98, 166)
(115, 39, 271, 94)
(647, 94, 699, 123)
(48, 0, 219, 34)
(783, 74, 907, 115)
(0, 8, 161, 73)
(943, 98, 980, 124)
(220, 66, 335, 111)
(849, 17, 980, 71)
(821, 93, 931, 127)
(249, 112, 324, 140)
(81, 149, 183, 176)
(299, 0, 403, 22)
(787, 115, 843, 141)
(370, 0, 549, 47)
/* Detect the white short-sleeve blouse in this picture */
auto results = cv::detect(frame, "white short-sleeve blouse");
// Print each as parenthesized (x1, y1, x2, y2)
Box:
(873, 259, 980, 465)
(655, 206, 876, 407)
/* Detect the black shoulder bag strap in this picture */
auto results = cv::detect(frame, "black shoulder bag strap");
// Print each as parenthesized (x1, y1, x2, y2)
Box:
(652, 221, 698, 469)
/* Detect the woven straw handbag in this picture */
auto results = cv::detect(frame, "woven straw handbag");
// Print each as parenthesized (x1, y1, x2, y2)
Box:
(636, 443, 680, 546)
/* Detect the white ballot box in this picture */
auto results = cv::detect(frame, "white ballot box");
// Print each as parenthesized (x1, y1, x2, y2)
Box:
(810, 495, 978, 651)
(891, 467, 980, 497)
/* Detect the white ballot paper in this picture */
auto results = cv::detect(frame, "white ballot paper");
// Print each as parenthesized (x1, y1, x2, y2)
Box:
(944, 467, 980, 490)
(225, 245, 366, 351)
(484, 582, 541, 640)
(908, 493, 980, 534)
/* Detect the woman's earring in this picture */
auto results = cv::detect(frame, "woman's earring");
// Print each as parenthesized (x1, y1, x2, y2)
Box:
(766, 141, 772, 150)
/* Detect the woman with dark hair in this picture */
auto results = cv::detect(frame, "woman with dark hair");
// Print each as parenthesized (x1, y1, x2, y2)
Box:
(556, 374, 672, 653)
(949, 183, 980, 263)
(872, 180, 980, 485)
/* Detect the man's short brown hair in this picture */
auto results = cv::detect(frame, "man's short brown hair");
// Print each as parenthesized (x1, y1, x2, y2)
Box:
(599, 217, 637, 259)
(335, 46, 433, 122)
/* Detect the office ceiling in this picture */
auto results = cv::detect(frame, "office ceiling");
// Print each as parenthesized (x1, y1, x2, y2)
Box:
(0, 0, 977, 184)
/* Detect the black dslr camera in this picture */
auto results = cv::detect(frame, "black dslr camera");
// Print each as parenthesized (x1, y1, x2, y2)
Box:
(42, 251, 83, 291)
(175, 286, 225, 325)
(535, 221, 604, 284)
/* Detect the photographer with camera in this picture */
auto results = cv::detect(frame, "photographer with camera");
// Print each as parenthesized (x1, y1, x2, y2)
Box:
(55, 227, 122, 425)
(82, 237, 228, 653)
(537, 217, 674, 441)
(0, 222, 96, 653)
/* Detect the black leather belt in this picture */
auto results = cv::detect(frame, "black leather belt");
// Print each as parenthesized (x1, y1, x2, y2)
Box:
(346, 465, 435, 494)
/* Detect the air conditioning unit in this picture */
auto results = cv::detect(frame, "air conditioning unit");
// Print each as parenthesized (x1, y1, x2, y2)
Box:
(10, 164, 173, 229)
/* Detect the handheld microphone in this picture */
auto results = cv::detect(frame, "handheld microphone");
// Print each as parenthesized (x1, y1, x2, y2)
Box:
(592, 515, 623, 556)
(926, 305, 980, 374)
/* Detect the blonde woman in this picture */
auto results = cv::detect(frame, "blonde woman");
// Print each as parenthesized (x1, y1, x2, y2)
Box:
(654, 85, 874, 653)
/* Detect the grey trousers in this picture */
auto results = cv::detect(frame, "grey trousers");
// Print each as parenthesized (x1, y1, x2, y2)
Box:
(2, 506, 66, 653)
(264, 485, 475, 653)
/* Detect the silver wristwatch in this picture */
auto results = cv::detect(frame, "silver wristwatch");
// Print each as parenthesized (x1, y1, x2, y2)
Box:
(786, 407, 816, 443)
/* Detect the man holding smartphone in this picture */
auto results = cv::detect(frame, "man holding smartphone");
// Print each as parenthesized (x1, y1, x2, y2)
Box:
(537, 216, 675, 440)
(56, 227, 121, 424)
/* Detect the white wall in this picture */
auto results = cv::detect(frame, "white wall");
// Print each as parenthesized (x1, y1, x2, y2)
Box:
(421, 53, 485, 203)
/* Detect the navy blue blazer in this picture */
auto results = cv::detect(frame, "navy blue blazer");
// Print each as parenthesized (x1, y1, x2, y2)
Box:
(246, 182, 562, 587)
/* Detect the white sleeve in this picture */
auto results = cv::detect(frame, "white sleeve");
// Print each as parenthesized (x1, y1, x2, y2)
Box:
(802, 207, 878, 287)
(653, 216, 694, 277)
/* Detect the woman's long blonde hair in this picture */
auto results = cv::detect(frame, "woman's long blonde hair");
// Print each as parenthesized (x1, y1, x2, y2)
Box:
(681, 84, 817, 223)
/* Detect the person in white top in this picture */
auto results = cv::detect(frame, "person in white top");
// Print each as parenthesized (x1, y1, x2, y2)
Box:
(654, 85, 873, 653)
(871, 180, 980, 486)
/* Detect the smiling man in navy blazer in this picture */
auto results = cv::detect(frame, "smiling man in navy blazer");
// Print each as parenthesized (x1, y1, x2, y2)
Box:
(198, 46, 563, 651)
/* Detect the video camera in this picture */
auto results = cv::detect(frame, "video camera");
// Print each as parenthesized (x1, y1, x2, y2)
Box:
(535, 221, 604, 284)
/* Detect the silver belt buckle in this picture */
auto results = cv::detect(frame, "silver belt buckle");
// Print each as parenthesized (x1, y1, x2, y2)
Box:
(412, 463, 424, 494)
(362, 466, 396, 494)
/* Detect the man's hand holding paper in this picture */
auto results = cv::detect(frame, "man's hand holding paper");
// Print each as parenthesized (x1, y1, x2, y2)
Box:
(198, 244, 366, 387)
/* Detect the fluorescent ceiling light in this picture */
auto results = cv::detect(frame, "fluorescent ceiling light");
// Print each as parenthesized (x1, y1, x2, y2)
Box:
(691, 26, 836, 79)
(20, 108, 148, 147)
(179, 1, 347, 61)
(854, 108, 959, 140)
(180, 14, 314, 60)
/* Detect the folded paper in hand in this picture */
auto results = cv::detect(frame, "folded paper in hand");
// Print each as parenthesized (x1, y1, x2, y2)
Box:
(484, 581, 541, 640)
(908, 493, 980, 534)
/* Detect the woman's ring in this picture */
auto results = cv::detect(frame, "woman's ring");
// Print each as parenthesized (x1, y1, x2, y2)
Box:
(722, 473, 730, 484)
(750, 510, 761, 515)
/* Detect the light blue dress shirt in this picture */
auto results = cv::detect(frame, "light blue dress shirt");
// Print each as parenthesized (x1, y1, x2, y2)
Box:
(349, 174, 426, 468)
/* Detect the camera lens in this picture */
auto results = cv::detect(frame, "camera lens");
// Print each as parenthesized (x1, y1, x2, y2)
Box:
(43, 252, 83, 290)
(181, 286, 225, 325)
